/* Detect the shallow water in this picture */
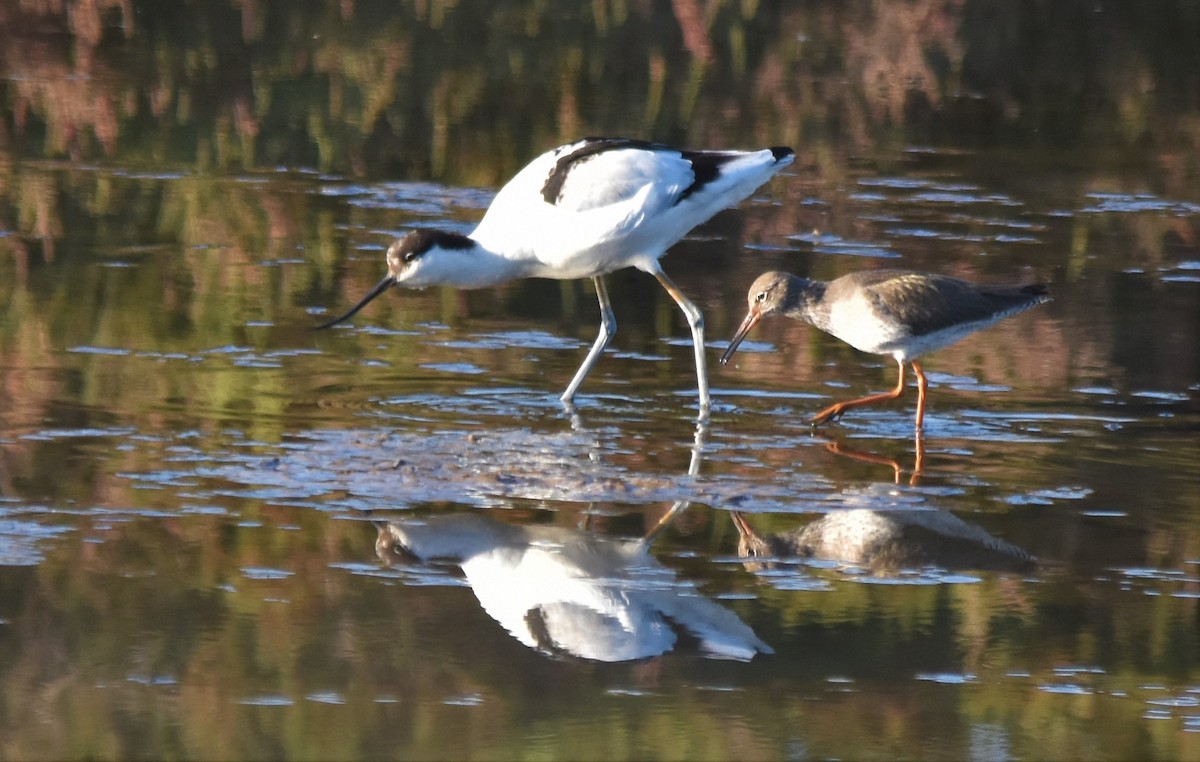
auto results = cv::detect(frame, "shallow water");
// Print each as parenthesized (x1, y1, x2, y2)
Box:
(2, 2, 1200, 760)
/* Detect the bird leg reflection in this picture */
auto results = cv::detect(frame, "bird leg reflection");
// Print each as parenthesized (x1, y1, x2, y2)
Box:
(639, 418, 707, 548)
(687, 418, 707, 478)
(824, 428, 926, 485)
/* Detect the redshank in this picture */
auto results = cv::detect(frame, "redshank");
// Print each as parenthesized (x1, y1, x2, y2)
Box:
(720, 269, 1051, 428)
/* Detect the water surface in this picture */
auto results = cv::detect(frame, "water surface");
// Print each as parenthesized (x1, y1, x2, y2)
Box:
(1, 2, 1199, 760)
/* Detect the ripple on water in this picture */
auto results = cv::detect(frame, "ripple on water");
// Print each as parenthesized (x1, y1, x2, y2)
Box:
(19, 427, 137, 441)
(1003, 486, 1093, 506)
(240, 567, 294, 580)
(126, 674, 179, 686)
(916, 672, 977, 684)
(0, 519, 73, 566)
(1131, 389, 1192, 403)
(789, 231, 903, 258)
(66, 346, 131, 356)
(420, 362, 487, 375)
(1038, 683, 1094, 695)
(237, 695, 294, 707)
(1157, 260, 1200, 283)
(1147, 696, 1200, 708)
(339, 180, 495, 215)
(856, 176, 932, 190)
(1081, 192, 1200, 216)
(433, 330, 584, 351)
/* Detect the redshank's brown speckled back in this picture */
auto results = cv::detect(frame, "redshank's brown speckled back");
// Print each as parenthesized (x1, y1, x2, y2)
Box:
(720, 269, 1051, 429)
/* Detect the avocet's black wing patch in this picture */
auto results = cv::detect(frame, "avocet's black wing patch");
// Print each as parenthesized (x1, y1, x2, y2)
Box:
(541, 139, 795, 208)
(540, 137, 666, 205)
(677, 150, 736, 202)
(542, 137, 716, 207)
(678, 146, 794, 202)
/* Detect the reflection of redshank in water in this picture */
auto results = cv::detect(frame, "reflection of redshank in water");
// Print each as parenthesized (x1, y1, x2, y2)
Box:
(722, 270, 1051, 429)
(316, 137, 794, 417)
(729, 508, 1035, 574)
(824, 433, 926, 486)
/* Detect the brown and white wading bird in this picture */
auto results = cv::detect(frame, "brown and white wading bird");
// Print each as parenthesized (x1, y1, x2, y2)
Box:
(315, 137, 794, 417)
(720, 269, 1051, 429)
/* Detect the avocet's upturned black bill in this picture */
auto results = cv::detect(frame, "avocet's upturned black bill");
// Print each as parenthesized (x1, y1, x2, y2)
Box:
(316, 137, 795, 415)
(721, 269, 1050, 429)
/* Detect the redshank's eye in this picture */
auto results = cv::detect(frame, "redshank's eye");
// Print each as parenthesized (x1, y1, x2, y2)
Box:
(755, 291, 767, 303)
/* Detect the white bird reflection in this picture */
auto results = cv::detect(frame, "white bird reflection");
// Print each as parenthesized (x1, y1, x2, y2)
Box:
(375, 506, 772, 663)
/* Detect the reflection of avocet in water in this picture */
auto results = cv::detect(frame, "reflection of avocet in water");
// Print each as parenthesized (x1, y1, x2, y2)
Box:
(375, 509, 772, 662)
(730, 508, 1035, 575)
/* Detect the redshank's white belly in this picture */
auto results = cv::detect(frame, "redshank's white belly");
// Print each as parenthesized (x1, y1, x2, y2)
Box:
(826, 292, 1004, 361)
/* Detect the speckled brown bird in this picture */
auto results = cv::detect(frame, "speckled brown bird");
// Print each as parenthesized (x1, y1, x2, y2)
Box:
(721, 269, 1051, 428)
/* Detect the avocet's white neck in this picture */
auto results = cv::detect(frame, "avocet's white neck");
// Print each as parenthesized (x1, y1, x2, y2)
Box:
(395, 237, 541, 289)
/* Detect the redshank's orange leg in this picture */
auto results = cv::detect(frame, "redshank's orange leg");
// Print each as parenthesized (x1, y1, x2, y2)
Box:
(912, 360, 929, 430)
(810, 358, 908, 426)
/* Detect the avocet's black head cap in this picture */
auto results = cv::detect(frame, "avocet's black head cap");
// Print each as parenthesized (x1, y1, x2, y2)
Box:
(313, 230, 475, 330)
